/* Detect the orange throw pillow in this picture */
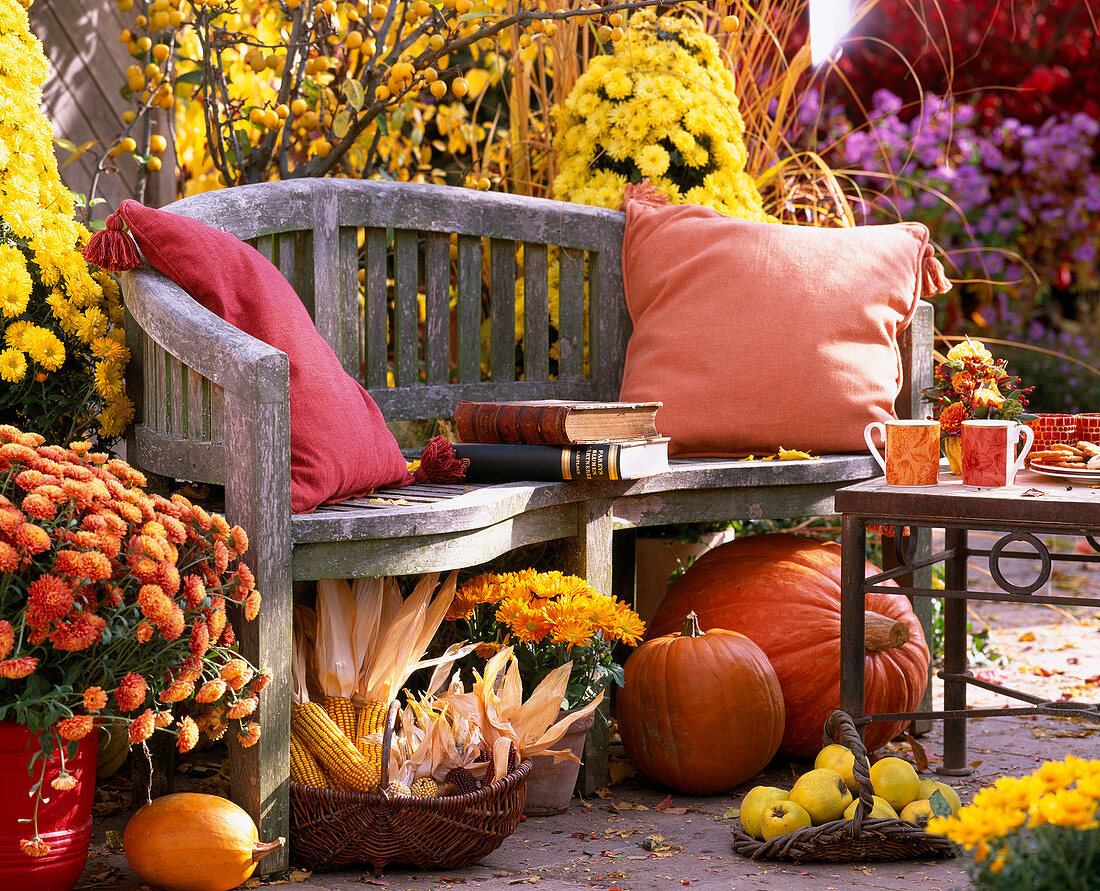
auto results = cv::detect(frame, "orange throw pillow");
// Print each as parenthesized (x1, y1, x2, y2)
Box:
(618, 193, 951, 456)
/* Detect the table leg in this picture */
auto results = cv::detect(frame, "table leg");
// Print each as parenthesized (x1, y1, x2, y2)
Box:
(939, 527, 972, 776)
(840, 515, 867, 733)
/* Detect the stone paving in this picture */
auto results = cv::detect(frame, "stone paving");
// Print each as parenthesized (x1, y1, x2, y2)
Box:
(76, 534, 1100, 891)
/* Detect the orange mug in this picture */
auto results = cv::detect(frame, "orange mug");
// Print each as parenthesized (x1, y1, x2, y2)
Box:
(864, 419, 941, 487)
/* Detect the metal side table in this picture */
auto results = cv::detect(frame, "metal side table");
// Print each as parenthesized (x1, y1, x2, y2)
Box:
(836, 468, 1100, 775)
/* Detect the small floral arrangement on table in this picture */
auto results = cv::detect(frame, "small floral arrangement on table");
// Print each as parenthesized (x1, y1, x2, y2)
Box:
(447, 569, 645, 710)
(922, 337, 1035, 436)
(0, 425, 269, 858)
(928, 756, 1100, 888)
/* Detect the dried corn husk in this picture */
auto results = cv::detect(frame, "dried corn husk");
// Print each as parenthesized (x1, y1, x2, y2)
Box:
(292, 604, 322, 705)
(316, 578, 358, 697)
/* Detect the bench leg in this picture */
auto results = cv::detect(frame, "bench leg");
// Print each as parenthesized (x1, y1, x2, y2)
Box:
(564, 500, 614, 795)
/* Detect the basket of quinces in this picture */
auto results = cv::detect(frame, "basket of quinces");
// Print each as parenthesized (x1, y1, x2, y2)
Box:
(287, 573, 600, 873)
(730, 710, 957, 862)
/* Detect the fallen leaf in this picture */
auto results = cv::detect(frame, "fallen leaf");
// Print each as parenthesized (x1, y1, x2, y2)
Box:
(898, 733, 929, 773)
(507, 879, 540, 885)
(592, 787, 613, 799)
(612, 800, 650, 812)
(103, 829, 123, 851)
(721, 807, 740, 820)
(608, 756, 638, 785)
(640, 834, 683, 853)
(1021, 488, 1045, 497)
(358, 880, 390, 887)
(1018, 631, 1036, 642)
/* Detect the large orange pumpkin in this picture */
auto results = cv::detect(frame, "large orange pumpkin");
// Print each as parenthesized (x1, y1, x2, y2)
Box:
(618, 612, 785, 795)
(647, 533, 929, 759)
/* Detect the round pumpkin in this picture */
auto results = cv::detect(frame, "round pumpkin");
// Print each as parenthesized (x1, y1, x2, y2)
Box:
(647, 533, 929, 759)
(618, 612, 785, 795)
(123, 792, 284, 891)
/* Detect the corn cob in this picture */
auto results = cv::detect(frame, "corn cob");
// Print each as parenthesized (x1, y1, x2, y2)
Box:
(356, 698, 388, 741)
(410, 777, 439, 798)
(322, 695, 358, 741)
(357, 739, 383, 789)
(387, 781, 412, 797)
(444, 767, 479, 796)
(292, 702, 379, 792)
(290, 732, 330, 788)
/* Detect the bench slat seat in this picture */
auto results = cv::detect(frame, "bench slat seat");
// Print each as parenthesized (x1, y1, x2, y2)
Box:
(120, 179, 932, 869)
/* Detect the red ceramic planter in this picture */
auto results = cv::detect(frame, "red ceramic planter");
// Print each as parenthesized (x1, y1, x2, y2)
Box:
(0, 721, 97, 891)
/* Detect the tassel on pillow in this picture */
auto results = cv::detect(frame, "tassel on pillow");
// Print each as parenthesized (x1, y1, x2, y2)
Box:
(414, 436, 466, 483)
(82, 209, 142, 272)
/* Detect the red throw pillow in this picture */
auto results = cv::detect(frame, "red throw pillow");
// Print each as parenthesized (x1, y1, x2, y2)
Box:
(618, 192, 951, 456)
(114, 200, 412, 513)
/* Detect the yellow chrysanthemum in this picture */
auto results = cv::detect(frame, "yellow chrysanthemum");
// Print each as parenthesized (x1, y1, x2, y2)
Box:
(25, 329, 65, 371)
(0, 348, 27, 383)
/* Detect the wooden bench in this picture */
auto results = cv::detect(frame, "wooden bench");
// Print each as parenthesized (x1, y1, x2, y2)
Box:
(120, 178, 933, 868)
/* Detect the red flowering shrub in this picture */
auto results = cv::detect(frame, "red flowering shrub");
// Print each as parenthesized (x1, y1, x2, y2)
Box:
(0, 425, 266, 857)
(830, 0, 1098, 125)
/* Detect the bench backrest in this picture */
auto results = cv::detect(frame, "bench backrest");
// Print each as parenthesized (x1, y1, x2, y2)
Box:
(123, 179, 929, 488)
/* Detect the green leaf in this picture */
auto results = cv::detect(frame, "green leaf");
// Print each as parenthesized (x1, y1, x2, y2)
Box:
(929, 789, 953, 818)
(175, 69, 204, 86)
(344, 79, 365, 111)
(332, 109, 352, 140)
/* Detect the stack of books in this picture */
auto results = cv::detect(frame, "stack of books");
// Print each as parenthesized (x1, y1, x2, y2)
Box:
(451, 400, 668, 482)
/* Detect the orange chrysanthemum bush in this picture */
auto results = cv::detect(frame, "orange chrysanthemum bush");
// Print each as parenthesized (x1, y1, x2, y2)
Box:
(448, 569, 644, 709)
(0, 425, 268, 857)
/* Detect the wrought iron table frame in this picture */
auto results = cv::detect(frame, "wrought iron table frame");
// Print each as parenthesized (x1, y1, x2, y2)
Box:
(836, 470, 1100, 775)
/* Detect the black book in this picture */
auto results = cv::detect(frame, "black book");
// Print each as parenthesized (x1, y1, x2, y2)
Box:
(453, 439, 670, 482)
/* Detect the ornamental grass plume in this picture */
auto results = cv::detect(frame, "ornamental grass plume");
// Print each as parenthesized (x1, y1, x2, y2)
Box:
(0, 1, 132, 443)
(921, 337, 1035, 435)
(929, 756, 1100, 889)
(552, 8, 769, 219)
(448, 569, 644, 709)
(0, 426, 268, 858)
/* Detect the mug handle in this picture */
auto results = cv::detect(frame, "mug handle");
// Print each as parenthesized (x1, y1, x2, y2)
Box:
(1011, 423, 1035, 479)
(864, 422, 887, 474)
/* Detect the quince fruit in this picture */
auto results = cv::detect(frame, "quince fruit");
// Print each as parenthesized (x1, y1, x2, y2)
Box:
(843, 794, 898, 821)
(760, 799, 813, 841)
(900, 798, 935, 827)
(788, 767, 852, 825)
(814, 743, 868, 794)
(739, 786, 789, 840)
(869, 757, 921, 812)
(916, 779, 962, 816)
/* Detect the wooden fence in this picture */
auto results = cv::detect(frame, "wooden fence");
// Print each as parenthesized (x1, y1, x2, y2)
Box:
(30, 0, 175, 215)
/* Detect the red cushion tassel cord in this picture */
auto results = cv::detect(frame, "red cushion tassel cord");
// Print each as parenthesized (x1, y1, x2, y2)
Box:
(81, 210, 142, 272)
(414, 436, 466, 483)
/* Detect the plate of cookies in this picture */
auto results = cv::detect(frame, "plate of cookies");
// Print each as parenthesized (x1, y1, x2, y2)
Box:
(1028, 441, 1100, 482)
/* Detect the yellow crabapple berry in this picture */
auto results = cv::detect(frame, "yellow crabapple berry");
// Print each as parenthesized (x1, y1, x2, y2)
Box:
(291, 98, 309, 116)
(152, 43, 170, 62)
(455, 0, 471, 13)
(248, 108, 266, 126)
(530, 18, 544, 33)
(263, 109, 280, 128)
(314, 139, 332, 158)
(144, 62, 160, 78)
(122, 110, 136, 123)
(126, 63, 141, 79)
(519, 33, 531, 47)
(543, 21, 557, 36)
(108, 145, 123, 159)
(134, 14, 147, 27)
(415, 0, 430, 16)
(422, 66, 437, 82)
(151, 10, 170, 29)
(451, 76, 468, 97)
(429, 80, 446, 99)
(146, 157, 162, 172)
(722, 14, 739, 32)
(120, 136, 137, 152)
(117, 0, 134, 10)
(371, 2, 386, 17)
(476, 176, 490, 190)
(137, 36, 152, 51)
(321, 0, 337, 12)
(375, 85, 391, 101)
(597, 24, 611, 41)
(608, 12, 622, 27)
(429, 33, 445, 51)
(346, 31, 364, 49)
(275, 104, 290, 119)
(150, 134, 167, 152)
(119, 29, 132, 43)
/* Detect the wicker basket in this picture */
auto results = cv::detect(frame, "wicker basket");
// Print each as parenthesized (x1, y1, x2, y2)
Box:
(290, 702, 531, 873)
(730, 710, 956, 863)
